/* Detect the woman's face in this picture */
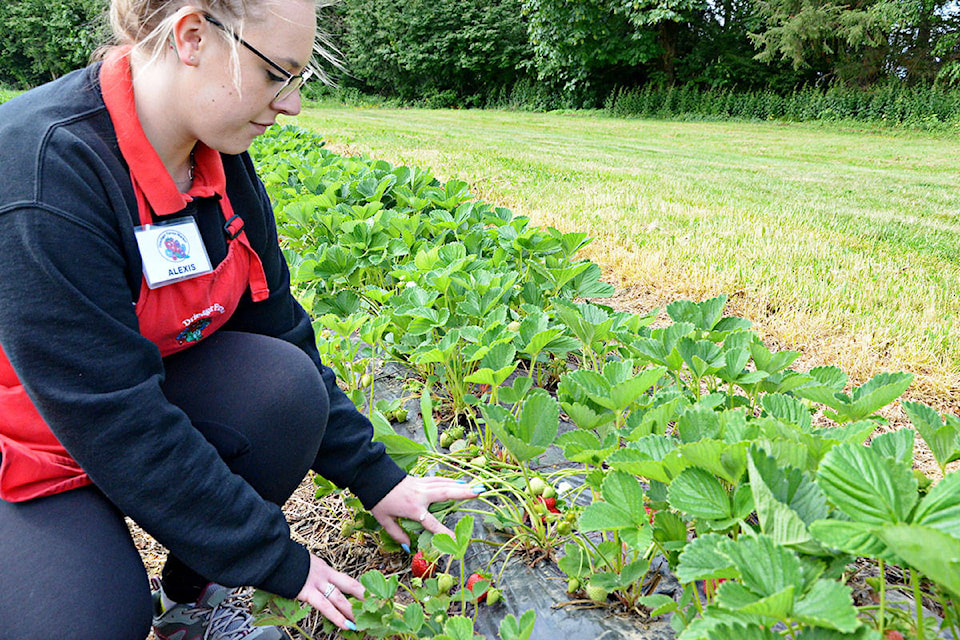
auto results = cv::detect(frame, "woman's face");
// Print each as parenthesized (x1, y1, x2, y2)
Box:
(188, 1, 317, 154)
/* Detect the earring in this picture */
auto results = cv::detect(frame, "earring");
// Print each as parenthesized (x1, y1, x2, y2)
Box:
(189, 55, 196, 63)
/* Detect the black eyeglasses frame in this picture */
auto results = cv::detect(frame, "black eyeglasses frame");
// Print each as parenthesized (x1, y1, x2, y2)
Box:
(203, 14, 313, 102)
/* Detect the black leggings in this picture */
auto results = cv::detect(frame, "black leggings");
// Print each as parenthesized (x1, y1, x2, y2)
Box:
(0, 332, 328, 640)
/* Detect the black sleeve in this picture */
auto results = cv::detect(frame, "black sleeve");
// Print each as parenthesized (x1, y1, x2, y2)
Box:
(223, 154, 407, 510)
(0, 156, 309, 598)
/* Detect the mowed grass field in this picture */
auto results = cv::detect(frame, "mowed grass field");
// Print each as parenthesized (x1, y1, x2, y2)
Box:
(294, 105, 960, 412)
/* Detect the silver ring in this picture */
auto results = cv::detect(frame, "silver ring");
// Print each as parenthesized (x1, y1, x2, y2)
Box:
(418, 511, 429, 522)
(322, 583, 336, 598)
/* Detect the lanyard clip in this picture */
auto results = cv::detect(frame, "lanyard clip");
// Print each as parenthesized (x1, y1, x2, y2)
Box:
(223, 214, 244, 240)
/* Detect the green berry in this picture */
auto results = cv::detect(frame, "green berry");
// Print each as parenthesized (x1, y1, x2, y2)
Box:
(411, 577, 423, 589)
(542, 483, 557, 499)
(439, 432, 454, 448)
(567, 577, 580, 593)
(529, 477, 547, 496)
(394, 408, 408, 422)
(437, 573, 455, 594)
(485, 588, 502, 605)
(586, 583, 609, 603)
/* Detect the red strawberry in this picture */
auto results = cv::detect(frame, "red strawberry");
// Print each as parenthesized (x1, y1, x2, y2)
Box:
(644, 505, 656, 524)
(466, 573, 488, 602)
(538, 496, 560, 514)
(411, 550, 436, 579)
(884, 631, 904, 640)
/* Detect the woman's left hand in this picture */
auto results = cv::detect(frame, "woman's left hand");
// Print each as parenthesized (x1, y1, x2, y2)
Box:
(370, 475, 483, 548)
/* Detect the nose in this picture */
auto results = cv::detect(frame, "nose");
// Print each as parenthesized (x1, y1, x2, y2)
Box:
(272, 89, 302, 116)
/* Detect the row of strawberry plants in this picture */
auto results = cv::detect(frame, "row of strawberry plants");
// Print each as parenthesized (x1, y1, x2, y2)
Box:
(250, 127, 960, 640)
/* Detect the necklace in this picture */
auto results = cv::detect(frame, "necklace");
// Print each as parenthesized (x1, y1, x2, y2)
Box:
(174, 152, 195, 192)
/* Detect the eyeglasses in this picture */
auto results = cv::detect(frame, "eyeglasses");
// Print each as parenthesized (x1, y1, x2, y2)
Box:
(204, 14, 313, 103)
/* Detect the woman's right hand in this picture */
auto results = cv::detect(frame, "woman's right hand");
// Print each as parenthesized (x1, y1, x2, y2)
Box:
(296, 553, 364, 631)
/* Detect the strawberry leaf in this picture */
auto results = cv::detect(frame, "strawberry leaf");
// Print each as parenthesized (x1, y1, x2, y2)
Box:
(816, 443, 917, 525)
(676, 533, 739, 583)
(876, 524, 960, 599)
(792, 578, 860, 632)
(668, 467, 733, 521)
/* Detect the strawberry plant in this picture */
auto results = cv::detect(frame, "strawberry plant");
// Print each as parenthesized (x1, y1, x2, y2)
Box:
(250, 126, 960, 640)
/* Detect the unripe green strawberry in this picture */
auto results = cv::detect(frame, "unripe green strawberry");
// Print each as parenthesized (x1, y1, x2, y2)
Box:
(436, 573, 455, 594)
(485, 588, 501, 605)
(542, 483, 557, 499)
(439, 432, 455, 448)
(507, 321, 521, 332)
(410, 577, 423, 589)
(567, 577, 580, 593)
(340, 520, 357, 538)
(393, 408, 409, 422)
(529, 477, 547, 496)
(448, 426, 464, 440)
(470, 455, 487, 468)
(359, 373, 373, 388)
(585, 583, 608, 603)
(557, 521, 572, 536)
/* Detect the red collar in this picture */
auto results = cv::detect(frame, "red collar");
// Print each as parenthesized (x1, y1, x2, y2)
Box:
(100, 47, 227, 217)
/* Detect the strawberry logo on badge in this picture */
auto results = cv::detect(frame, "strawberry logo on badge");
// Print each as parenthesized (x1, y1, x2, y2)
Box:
(158, 230, 190, 262)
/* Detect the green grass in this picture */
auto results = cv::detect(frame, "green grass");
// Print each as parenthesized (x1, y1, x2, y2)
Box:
(292, 105, 960, 399)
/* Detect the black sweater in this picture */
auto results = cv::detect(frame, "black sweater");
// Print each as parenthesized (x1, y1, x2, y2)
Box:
(0, 64, 405, 598)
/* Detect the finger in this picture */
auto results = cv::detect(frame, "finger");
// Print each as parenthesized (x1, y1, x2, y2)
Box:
(379, 515, 411, 548)
(419, 510, 455, 537)
(310, 590, 355, 631)
(330, 573, 366, 600)
(425, 482, 485, 503)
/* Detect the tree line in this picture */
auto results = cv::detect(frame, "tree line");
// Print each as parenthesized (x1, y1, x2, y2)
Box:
(2, 0, 958, 112)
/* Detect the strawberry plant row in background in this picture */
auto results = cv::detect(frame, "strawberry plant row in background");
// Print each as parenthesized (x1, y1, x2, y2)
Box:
(250, 127, 960, 640)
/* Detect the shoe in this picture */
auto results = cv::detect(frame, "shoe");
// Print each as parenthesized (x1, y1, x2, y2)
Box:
(151, 579, 292, 640)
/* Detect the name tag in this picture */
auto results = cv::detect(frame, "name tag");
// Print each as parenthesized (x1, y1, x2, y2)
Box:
(134, 217, 213, 289)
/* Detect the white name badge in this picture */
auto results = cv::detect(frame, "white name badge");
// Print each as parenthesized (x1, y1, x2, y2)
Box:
(134, 217, 213, 289)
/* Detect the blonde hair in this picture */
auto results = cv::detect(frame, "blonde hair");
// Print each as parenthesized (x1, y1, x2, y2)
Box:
(102, 0, 341, 85)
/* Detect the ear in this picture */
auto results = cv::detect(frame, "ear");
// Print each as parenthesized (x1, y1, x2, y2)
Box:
(170, 10, 207, 66)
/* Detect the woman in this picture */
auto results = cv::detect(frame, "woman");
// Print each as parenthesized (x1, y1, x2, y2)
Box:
(0, 2, 480, 638)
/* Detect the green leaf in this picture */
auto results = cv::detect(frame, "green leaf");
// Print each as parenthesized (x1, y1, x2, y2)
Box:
(678, 439, 747, 485)
(403, 602, 425, 633)
(677, 405, 721, 443)
(579, 501, 637, 531)
(360, 570, 399, 600)
(557, 542, 590, 578)
(816, 442, 917, 524)
(846, 372, 913, 421)
(684, 622, 781, 640)
(904, 401, 960, 471)
(637, 594, 679, 617)
(876, 524, 960, 599)
(912, 470, 960, 538)
(747, 452, 818, 551)
(419, 389, 439, 452)
(444, 615, 475, 640)
(608, 366, 667, 411)
(668, 468, 733, 521)
(499, 610, 536, 640)
(676, 533, 739, 583)
(869, 429, 915, 466)
(251, 592, 310, 627)
(667, 295, 727, 331)
(716, 582, 794, 619)
(762, 394, 811, 431)
(792, 579, 860, 632)
(808, 519, 893, 560)
(718, 534, 804, 597)
(621, 525, 654, 550)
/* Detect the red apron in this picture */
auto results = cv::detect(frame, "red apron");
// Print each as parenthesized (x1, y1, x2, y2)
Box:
(0, 48, 269, 501)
